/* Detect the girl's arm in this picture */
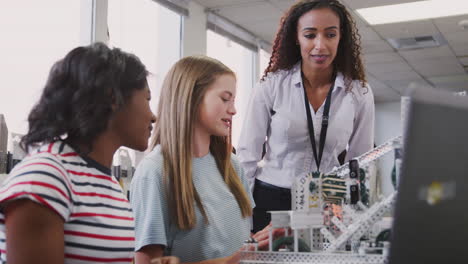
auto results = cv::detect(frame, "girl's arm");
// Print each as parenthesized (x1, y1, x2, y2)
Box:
(135, 245, 179, 264)
(135, 245, 239, 264)
(4, 199, 64, 264)
(135, 226, 287, 264)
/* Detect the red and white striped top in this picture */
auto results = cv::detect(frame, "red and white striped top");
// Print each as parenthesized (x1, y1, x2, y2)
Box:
(0, 141, 135, 263)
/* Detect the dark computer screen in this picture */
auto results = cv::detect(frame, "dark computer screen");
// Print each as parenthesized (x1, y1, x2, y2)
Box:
(389, 87, 468, 264)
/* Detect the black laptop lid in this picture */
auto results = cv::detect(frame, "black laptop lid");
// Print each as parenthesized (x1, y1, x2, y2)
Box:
(389, 87, 468, 264)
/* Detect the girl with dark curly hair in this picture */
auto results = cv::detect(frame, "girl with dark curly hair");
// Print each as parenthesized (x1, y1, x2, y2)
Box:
(0, 43, 169, 263)
(237, 0, 375, 232)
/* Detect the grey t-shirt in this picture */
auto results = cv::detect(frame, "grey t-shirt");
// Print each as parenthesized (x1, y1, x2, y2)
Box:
(130, 145, 254, 262)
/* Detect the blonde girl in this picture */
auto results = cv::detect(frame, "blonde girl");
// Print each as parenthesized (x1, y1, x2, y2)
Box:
(130, 56, 253, 264)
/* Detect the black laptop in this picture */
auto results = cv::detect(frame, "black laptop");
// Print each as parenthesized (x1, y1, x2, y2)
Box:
(388, 86, 468, 264)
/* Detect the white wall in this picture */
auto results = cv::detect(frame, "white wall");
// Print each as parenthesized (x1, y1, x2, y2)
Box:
(182, 1, 207, 57)
(375, 101, 402, 195)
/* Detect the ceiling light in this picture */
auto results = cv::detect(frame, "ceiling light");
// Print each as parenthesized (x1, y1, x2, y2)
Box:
(356, 0, 468, 25)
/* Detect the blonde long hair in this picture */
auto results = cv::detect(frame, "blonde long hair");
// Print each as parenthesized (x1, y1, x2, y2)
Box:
(151, 55, 252, 230)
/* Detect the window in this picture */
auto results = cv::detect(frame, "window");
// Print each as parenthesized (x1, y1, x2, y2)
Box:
(108, 0, 182, 165)
(259, 48, 271, 80)
(108, 0, 182, 113)
(207, 30, 256, 148)
(0, 1, 90, 138)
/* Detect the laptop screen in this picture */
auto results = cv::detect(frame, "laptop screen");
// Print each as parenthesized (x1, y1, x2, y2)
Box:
(388, 87, 468, 264)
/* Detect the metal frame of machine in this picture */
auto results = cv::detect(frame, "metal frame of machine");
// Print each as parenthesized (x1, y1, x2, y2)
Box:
(241, 137, 401, 264)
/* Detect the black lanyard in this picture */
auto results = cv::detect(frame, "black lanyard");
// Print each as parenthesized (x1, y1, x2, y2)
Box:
(302, 73, 335, 172)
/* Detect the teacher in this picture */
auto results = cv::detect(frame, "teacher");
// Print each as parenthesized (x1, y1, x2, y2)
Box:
(238, 0, 375, 232)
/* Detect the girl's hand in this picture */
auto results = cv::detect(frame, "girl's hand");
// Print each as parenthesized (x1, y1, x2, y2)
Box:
(224, 250, 241, 264)
(251, 223, 286, 250)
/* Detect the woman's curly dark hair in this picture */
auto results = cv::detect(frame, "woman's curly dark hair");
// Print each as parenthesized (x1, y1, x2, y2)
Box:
(21, 42, 148, 152)
(263, 0, 366, 90)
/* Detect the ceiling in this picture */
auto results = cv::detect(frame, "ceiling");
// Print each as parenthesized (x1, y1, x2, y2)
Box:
(194, 0, 468, 102)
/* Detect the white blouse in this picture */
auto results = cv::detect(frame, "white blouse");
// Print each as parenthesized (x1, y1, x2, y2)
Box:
(237, 62, 375, 189)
